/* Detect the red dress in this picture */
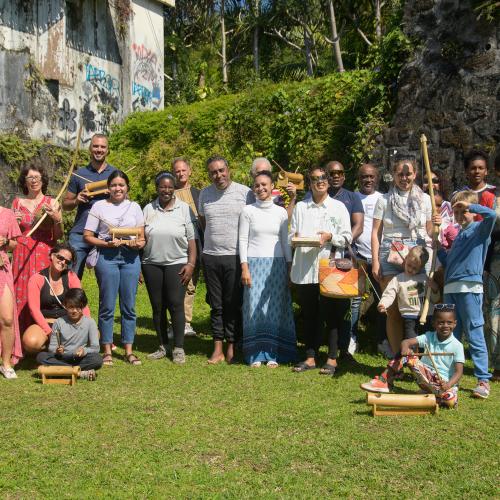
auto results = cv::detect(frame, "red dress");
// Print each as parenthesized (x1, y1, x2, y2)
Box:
(11, 196, 58, 334)
(0, 208, 23, 364)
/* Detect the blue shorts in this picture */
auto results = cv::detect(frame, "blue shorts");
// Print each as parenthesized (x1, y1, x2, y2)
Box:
(379, 238, 430, 277)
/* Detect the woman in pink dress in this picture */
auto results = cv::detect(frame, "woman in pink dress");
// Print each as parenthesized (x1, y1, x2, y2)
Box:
(0, 206, 22, 378)
(11, 161, 63, 334)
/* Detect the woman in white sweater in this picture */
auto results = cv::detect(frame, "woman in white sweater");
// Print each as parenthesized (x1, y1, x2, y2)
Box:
(238, 171, 296, 367)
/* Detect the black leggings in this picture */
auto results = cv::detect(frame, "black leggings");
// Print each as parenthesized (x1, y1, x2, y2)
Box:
(142, 263, 187, 348)
(298, 283, 350, 360)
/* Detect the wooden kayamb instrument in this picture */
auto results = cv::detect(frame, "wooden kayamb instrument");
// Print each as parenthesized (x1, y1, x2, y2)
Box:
(272, 160, 305, 190)
(83, 179, 109, 198)
(366, 393, 439, 416)
(110, 227, 141, 245)
(419, 134, 440, 325)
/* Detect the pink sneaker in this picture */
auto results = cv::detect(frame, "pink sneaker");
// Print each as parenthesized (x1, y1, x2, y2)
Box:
(360, 376, 389, 393)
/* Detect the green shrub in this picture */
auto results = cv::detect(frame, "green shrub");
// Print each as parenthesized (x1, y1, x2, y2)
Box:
(109, 70, 390, 205)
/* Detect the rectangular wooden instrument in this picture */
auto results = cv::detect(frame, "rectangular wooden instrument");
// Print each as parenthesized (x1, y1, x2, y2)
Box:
(292, 236, 321, 248)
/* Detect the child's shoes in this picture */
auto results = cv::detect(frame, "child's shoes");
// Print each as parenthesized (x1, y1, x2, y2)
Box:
(79, 369, 97, 381)
(472, 380, 490, 399)
(360, 376, 390, 393)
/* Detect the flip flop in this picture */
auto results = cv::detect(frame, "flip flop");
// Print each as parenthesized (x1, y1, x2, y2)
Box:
(293, 361, 316, 373)
(102, 353, 113, 366)
(319, 363, 337, 376)
(125, 353, 142, 366)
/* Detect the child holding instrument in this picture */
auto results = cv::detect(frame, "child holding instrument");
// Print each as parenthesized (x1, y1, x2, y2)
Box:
(378, 246, 440, 340)
(361, 305, 464, 408)
(36, 289, 102, 381)
(438, 190, 496, 399)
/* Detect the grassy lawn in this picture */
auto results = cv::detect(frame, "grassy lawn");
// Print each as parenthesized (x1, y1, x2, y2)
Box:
(2, 272, 499, 498)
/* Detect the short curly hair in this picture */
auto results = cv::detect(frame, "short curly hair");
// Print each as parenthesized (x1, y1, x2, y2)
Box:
(18, 159, 49, 195)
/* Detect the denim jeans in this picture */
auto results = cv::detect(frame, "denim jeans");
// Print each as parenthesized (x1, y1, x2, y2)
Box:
(68, 232, 93, 280)
(349, 258, 387, 346)
(444, 292, 491, 381)
(95, 247, 141, 345)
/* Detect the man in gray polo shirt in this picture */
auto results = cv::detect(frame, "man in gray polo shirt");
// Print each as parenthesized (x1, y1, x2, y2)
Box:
(199, 155, 252, 364)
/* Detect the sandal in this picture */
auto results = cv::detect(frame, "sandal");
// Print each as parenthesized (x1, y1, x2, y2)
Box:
(293, 361, 316, 373)
(102, 353, 113, 366)
(319, 363, 337, 376)
(125, 353, 142, 366)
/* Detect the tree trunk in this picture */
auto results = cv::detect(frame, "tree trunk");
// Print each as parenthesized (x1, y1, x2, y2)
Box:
(252, 0, 260, 76)
(328, 0, 344, 72)
(253, 25, 259, 76)
(304, 28, 314, 77)
(374, 0, 382, 40)
(220, 0, 228, 86)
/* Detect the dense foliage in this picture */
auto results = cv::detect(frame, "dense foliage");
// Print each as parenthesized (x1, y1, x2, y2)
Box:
(109, 70, 392, 205)
(164, 0, 409, 104)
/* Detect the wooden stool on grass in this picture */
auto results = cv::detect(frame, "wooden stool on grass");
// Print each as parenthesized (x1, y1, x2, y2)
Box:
(366, 393, 439, 416)
(38, 366, 80, 386)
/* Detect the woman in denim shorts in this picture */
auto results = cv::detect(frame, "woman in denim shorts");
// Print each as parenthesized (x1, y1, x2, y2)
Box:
(371, 159, 439, 352)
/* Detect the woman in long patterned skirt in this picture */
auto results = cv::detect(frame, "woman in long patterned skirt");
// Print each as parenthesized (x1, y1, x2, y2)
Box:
(0, 205, 22, 377)
(239, 171, 296, 367)
(11, 161, 63, 333)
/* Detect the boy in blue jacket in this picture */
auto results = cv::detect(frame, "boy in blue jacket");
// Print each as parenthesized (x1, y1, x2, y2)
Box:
(438, 190, 496, 399)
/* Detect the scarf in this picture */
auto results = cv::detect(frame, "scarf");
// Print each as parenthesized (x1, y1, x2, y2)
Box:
(389, 184, 425, 236)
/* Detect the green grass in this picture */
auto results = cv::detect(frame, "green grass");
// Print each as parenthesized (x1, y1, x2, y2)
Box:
(1, 273, 499, 498)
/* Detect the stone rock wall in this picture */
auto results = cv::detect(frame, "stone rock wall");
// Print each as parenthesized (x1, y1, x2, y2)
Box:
(372, 0, 500, 194)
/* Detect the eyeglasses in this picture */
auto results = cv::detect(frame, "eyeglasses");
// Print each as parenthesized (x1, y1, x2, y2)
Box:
(310, 175, 328, 183)
(54, 254, 73, 266)
(26, 176, 42, 182)
(434, 303, 455, 311)
(328, 170, 344, 177)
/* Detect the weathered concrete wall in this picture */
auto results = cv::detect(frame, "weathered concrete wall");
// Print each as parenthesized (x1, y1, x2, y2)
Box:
(0, 0, 165, 147)
(372, 0, 500, 191)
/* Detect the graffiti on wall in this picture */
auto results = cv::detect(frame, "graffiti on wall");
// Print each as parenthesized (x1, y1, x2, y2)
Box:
(131, 43, 161, 110)
(55, 63, 122, 146)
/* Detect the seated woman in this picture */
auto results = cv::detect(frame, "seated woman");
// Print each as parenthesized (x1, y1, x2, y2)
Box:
(23, 243, 89, 354)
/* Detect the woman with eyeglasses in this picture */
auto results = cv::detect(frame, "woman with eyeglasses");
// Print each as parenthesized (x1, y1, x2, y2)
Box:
(83, 170, 145, 366)
(0, 205, 22, 378)
(371, 159, 441, 354)
(23, 243, 90, 355)
(290, 166, 352, 375)
(11, 160, 63, 334)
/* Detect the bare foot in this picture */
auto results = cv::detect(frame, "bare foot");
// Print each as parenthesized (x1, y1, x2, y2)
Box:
(225, 343, 235, 364)
(207, 353, 225, 364)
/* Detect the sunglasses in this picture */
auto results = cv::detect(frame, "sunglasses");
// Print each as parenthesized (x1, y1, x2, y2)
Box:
(310, 175, 328, 183)
(26, 176, 42, 182)
(328, 170, 344, 177)
(54, 254, 73, 266)
(434, 303, 455, 311)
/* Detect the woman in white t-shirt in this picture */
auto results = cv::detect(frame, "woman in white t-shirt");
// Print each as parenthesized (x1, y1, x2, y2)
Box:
(371, 159, 440, 351)
(83, 170, 145, 366)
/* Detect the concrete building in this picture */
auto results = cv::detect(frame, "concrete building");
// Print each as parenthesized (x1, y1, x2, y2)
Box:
(0, 0, 174, 147)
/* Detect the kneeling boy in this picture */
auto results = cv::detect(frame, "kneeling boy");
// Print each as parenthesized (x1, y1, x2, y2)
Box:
(37, 289, 102, 381)
(361, 305, 464, 408)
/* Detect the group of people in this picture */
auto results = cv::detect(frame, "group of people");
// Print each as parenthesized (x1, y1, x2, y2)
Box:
(0, 133, 498, 405)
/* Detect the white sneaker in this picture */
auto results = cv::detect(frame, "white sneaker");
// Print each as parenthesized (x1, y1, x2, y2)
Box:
(348, 338, 358, 355)
(184, 323, 197, 337)
(377, 339, 394, 359)
(147, 345, 167, 360)
(0, 366, 17, 379)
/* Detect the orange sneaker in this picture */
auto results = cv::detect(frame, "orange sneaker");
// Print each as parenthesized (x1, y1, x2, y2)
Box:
(360, 376, 390, 393)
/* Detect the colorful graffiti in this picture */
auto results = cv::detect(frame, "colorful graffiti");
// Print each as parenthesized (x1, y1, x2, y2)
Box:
(131, 43, 161, 110)
(85, 63, 121, 112)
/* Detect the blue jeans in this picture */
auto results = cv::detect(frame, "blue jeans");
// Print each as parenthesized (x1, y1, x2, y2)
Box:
(350, 258, 387, 345)
(444, 292, 491, 381)
(68, 232, 93, 280)
(95, 247, 141, 345)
